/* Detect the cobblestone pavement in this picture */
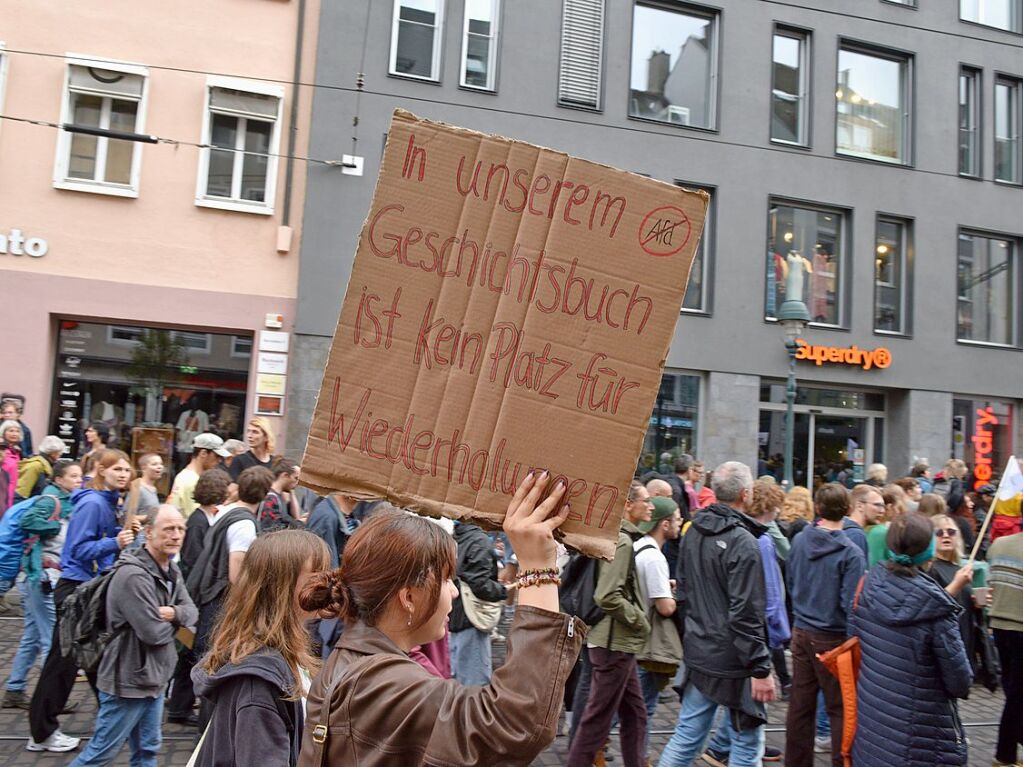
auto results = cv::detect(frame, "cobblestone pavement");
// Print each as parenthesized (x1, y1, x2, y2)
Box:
(0, 603, 1007, 766)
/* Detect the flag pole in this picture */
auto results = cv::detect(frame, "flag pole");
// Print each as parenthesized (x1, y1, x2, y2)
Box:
(968, 455, 1015, 564)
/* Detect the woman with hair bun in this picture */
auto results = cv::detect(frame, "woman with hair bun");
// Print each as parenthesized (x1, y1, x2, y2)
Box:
(298, 471, 583, 767)
(851, 513, 973, 767)
(191, 530, 330, 767)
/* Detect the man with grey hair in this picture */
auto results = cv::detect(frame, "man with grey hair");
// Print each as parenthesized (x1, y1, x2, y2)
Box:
(661, 462, 776, 767)
(63, 505, 195, 764)
(16, 435, 66, 501)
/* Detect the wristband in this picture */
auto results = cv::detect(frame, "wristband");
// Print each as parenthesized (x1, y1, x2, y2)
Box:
(516, 568, 561, 589)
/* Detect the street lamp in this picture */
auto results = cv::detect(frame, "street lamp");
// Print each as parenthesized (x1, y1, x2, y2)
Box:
(778, 285, 810, 490)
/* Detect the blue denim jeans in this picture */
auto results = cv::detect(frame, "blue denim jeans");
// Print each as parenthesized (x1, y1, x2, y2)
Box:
(707, 707, 731, 753)
(816, 689, 831, 737)
(638, 668, 661, 757)
(67, 692, 163, 767)
(6, 578, 55, 692)
(449, 627, 492, 686)
(658, 682, 765, 767)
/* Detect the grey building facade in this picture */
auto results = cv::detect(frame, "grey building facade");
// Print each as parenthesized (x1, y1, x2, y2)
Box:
(288, 0, 1023, 489)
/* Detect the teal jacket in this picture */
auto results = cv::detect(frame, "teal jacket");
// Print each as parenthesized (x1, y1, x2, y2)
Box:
(20, 484, 72, 582)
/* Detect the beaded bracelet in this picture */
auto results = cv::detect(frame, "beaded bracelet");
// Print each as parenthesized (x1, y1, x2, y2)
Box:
(516, 568, 561, 589)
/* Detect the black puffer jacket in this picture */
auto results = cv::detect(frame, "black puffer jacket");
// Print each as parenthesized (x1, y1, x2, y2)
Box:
(676, 503, 771, 679)
(449, 523, 507, 633)
(852, 564, 972, 767)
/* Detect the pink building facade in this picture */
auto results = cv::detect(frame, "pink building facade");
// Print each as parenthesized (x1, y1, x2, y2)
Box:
(0, 0, 318, 461)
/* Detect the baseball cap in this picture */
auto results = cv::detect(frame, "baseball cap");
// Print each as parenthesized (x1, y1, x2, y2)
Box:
(638, 496, 679, 534)
(977, 483, 997, 496)
(192, 433, 231, 457)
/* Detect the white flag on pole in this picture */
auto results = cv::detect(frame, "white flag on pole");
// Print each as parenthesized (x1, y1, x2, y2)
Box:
(996, 455, 1023, 501)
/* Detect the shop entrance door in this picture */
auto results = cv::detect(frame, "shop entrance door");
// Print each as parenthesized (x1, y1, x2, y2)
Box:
(812, 415, 869, 484)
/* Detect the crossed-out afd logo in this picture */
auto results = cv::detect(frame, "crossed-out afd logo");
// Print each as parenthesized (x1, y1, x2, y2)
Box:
(638, 205, 692, 257)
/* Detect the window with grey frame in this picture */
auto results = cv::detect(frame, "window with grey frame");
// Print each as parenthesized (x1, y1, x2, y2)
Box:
(558, 0, 605, 110)
(629, 2, 718, 129)
(679, 182, 712, 312)
(959, 67, 981, 177)
(957, 232, 1016, 346)
(836, 45, 911, 164)
(771, 28, 809, 145)
(874, 217, 910, 335)
(995, 76, 1021, 184)
(461, 0, 499, 90)
(389, 0, 445, 81)
(960, 0, 1021, 32)
(766, 202, 845, 327)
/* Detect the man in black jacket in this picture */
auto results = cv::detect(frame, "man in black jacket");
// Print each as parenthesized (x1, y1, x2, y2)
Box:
(661, 461, 776, 767)
(449, 521, 508, 685)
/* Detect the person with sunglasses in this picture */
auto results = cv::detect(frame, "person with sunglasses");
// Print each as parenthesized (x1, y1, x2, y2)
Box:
(927, 515, 990, 678)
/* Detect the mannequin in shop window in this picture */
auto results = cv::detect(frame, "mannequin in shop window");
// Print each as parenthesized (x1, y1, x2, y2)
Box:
(79, 423, 110, 480)
(175, 396, 209, 472)
(784, 250, 813, 306)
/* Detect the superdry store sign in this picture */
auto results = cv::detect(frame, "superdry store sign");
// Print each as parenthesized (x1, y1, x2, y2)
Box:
(795, 340, 892, 371)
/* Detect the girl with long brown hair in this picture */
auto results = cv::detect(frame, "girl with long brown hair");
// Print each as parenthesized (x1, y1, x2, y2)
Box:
(297, 472, 583, 767)
(191, 529, 330, 767)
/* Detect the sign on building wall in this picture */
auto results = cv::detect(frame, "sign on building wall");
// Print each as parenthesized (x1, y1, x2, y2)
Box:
(301, 110, 708, 557)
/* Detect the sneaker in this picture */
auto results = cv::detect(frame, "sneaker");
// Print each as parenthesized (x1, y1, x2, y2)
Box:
(1, 690, 29, 710)
(26, 730, 80, 752)
(702, 747, 729, 767)
(814, 735, 831, 753)
(762, 745, 782, 762)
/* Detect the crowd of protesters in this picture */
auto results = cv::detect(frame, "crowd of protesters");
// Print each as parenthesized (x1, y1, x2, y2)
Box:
(0, 393, 1021, 767)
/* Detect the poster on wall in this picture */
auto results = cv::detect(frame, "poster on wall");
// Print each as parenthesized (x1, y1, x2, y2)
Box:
(300, 110, 708, 558)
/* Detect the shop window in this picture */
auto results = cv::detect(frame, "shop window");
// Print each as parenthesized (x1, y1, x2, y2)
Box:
(957, 231, 1016, 346)
(771, 27, 810, 146)
(874, 216, 911, 335)
(461, 0, 499, 90)
(679, 181, 713, 313)
(390, 0, 445, 81)
(197, 78, 283, 214)
(629, 3, 718, 130)
(51, 320, 250, 461)
(960, 0, 1021, 32)
(766, 201, 845, 327)
(54, 59, 148, 197)
(960, 67, 981, 177)
(953, 399, 1014, 489)
(995, 76, 1021, 184)
(637, 372, 700, 476)
(836, 44, 911, 164)
(558, 0, 605, 110)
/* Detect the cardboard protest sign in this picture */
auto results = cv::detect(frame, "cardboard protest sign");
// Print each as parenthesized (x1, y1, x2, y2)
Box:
(301, 110, 707, 558)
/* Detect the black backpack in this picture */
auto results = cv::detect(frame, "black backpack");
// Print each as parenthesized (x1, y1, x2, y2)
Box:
(558, 552, 605, 626)
(59, 561, 131, 674)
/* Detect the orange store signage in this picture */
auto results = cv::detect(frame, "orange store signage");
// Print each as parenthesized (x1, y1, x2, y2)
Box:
(794, 340, 892, 371)
(973, 406, 998, 488)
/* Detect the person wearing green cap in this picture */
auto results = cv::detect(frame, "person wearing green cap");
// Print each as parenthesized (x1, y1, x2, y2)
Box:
(634, 496, 682, 761)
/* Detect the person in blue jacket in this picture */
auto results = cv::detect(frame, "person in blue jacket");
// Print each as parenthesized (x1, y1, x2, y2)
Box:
(27, 449, 137, 754)
(851, 512, 973, 767)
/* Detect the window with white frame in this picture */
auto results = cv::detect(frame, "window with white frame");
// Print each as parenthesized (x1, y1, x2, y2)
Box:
(54, 59, 147, 195)
(960, 0, 1021, 32)
(0, 43, 8, 134)
(197, 79, 283, 213)
(995, 76, 1021, 183)
(231, 335, 253, 358)
(558, 0, 606, 110)
(461, 0, 499, 90)
(629, 3, 719, 129)
(390, 1, 445, 81)
(836, 45, 911, 164)
(771, 27, 810, 145)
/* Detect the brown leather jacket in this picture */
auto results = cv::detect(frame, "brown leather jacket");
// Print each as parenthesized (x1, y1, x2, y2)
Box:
(298, 606, 585, 767)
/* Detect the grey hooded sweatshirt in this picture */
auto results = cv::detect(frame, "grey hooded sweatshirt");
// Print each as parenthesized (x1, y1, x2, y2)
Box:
(99, 547, 197, 698)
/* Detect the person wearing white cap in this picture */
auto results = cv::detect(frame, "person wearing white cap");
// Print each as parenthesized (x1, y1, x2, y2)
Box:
(169, 434, 230, 518)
